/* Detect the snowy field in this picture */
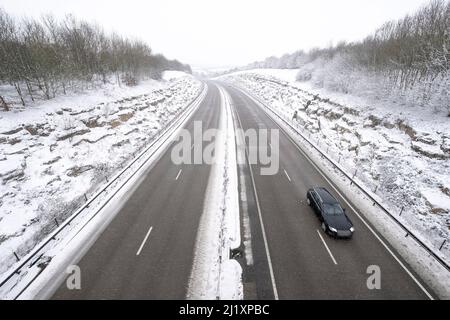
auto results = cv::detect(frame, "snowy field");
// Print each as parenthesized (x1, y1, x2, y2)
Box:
(220, 69, 450, 262)
(0, 73, 202, 277)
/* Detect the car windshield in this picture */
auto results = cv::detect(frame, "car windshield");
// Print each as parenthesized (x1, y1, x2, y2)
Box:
(323, 203, 344, 216)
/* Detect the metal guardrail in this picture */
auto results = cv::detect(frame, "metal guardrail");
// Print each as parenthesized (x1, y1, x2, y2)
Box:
(0, 83, 207, 291)
(235, 84, 450, 273)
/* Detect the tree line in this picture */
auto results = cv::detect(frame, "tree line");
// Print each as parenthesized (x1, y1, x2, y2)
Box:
(0, 8, 191, 110)
(247, 0, 449, 91)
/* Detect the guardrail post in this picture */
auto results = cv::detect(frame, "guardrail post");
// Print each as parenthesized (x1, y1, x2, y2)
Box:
(440, 239, 447, 251)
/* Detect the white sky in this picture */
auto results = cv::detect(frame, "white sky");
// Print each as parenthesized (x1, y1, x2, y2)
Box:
(0, 0, 432, 69)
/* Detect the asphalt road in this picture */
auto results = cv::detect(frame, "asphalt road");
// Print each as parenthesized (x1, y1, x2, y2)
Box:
(52, 82, 221, 299)
(223, 83, 434, 300)
(52, 81, 434, 300)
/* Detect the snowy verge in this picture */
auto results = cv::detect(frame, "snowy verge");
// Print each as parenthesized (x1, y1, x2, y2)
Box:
(230, 83, 449, 299)
(0, 82, 208, 299)
(187, 85, 242, 300)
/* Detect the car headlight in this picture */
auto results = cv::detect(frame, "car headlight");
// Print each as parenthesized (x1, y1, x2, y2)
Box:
(329, 227, 337, 233)
(350, 227, 355, 233)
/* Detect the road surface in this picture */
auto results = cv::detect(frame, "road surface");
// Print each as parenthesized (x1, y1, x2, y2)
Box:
(52, 81, 434, 300)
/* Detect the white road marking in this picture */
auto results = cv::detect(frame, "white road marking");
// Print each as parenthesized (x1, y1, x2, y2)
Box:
(283, 169, 292, 182)
(317, 229, 338, 265)
(250, 93, 435, 300)
(136, 226, 153, 256)
(232, 99, 279, 300)
(175, 169, 183, 180)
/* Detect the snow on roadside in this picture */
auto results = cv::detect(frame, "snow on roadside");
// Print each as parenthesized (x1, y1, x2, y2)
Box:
(162, 71, 192, 81)
(9, 86, 208, 299)
(265, 104, 450, 298)
(0, 75, 202, 278)
(0, 78, 164, 129)
(187, 85, 242, 300)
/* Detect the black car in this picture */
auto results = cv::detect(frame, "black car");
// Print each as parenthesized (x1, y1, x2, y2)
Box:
(306, 187, 354, 239)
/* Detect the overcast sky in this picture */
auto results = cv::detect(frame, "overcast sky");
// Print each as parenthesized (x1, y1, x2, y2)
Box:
(0, 0, 432, 69)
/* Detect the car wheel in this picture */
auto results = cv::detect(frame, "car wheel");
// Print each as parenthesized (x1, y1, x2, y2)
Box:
(307, 198, 311, 206)
(321, 222, 327, 233)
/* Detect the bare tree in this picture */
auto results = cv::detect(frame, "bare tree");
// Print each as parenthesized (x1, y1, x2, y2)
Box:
(0, 95, 8, 111)
(0, 8, 191, 109)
